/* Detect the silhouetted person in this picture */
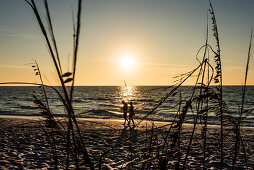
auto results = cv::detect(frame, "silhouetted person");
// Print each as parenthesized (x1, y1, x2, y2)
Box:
(122, 100, 128, 125)
(128, 102, 135, 126)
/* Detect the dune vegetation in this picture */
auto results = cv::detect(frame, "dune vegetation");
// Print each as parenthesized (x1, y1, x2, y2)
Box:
(0, 0, 253, 169)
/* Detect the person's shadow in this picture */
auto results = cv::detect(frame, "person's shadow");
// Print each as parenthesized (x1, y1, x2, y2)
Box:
(120, 125, 128, 138)
(118, 123, 137, 141)
(128, 124, 138, 144)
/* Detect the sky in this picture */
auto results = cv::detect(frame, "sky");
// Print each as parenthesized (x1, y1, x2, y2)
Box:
(0, 0, 254, 86)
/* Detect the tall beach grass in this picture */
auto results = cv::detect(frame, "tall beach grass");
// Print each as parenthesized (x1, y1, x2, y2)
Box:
(0, 1, 253, 169)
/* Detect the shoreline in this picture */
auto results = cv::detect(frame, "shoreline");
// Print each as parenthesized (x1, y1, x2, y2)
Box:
(1, 116, 254, 169)
(1, 115, 254, 129)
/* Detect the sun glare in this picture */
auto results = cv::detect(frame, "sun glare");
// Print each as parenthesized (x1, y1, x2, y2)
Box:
(119, 53, 135, 70)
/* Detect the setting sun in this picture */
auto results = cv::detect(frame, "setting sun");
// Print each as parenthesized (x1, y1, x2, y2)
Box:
(1, 1, 254, 169)
(119, 53, 136, 70)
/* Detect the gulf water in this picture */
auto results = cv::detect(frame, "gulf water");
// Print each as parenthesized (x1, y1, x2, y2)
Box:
(0, 86, 253, 126)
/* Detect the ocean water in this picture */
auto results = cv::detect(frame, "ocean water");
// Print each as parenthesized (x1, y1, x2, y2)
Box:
(0, 86, 253, 125)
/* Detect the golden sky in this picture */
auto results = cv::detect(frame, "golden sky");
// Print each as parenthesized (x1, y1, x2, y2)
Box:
(0, 0, 254, 86)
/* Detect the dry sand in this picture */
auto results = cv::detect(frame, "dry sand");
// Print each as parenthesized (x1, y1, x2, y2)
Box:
(0, 116, 254, 169)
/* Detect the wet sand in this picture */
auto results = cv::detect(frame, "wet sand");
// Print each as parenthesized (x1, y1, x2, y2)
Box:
(0, 116, 254, 169)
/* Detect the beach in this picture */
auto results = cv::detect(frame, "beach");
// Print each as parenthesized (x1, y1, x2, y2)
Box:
(1, 0, 254, 169)
(1, 116, 254, 169)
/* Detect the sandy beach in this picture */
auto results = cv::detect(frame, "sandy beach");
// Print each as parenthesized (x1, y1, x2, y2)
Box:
(0, 116, 253, 169)
(1, 0, 254, 169)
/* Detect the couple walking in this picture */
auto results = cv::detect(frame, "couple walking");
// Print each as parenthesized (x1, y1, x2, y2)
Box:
(122, 100, 135, 126)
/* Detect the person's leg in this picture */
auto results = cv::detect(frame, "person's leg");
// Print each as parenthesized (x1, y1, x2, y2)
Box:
(123, 113, 127, 125)
(132, 118, 135, 125)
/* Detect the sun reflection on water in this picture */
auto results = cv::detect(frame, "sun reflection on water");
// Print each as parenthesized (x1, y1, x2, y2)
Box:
(121, 86, 135, 102)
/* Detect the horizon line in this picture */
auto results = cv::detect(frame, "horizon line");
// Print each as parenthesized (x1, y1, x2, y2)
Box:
(0, 84, 254, 87)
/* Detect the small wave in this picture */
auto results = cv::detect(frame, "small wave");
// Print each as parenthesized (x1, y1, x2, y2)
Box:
(136, 99, 156, 103)
(20, 105, 38, 110)
(87, 109, 110, 114)
(72, 99, 84, 103)
(0, 110, 13, 115)
(81, 109, 123, 119)
(98, 103, 116, 108)
(84, 97, 111, 101)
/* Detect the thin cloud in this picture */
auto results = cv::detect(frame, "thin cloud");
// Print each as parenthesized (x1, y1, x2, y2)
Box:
(0, 64, 31, 69)
(0, 25, 34, 39)
(0, 32, 34, 39)
(223, 66, 253, 70)
(101, 58, 193, 67)
(136, 62, 192, 67)
(0, 64, 53, 71)
(147, 67, 192, 71)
